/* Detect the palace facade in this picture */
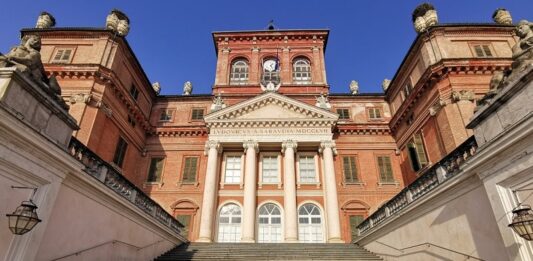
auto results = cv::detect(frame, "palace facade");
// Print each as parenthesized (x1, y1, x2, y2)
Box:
(21, 7, 517, 244)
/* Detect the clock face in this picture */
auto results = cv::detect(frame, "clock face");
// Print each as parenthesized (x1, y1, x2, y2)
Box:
(263, 59, 277, 72)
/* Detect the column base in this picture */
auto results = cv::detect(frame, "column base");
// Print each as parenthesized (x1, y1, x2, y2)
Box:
(327, 238, 345, 243)
(196, 238, 213, 243)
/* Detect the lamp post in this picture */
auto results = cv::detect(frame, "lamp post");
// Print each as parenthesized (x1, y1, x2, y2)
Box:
(6, 186, 41, 235)
(508, 189, 533, 241)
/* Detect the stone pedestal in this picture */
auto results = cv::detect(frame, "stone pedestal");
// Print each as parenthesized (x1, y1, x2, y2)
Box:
(0, 68, 78, 148)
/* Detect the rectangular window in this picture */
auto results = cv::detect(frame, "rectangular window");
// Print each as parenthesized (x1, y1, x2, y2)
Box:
(225, 156, 241, 183)
(299, 155, 316, 183)
(159, 109, 174, 122)
(377, 156, 394, 182)
(368, 108, 382, 119)
(473, 44, 493, 57)
(191, 108, 205, 120)
(337, 109, 350, 120)
(176, 215, 191, 238)
(342, 156, 358, 183)
(130, 84, 139, 100)
(349, 215, 364, 241)
(408, 132, 429, 172)
(403, 82, 412, 98)
(112, 137, 128, 168)
(182, 157, 199, 183)
(146, 157, 164, 182)
(51, 48, 74, 63)
(261, 155, 278, 183)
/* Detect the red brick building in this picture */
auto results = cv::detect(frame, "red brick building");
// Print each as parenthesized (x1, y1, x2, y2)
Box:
(22, 8, 516, 244)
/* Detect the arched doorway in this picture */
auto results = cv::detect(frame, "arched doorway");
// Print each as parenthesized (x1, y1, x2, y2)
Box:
(257, 203, 282, 243)
(298, 203, 324, 243)
(217, 203, 242, 242)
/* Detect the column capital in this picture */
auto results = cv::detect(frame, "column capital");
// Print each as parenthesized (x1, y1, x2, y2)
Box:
(319, 140, 337, 155)
(281, 140, 298, 153)
(204, 140, 222, 155)
(243, 140, 259, 153)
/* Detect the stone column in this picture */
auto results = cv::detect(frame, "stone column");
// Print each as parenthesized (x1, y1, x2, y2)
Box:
(282, 140, 298, 242)
(319, 140, 343, 243)
(242, 140, 259, 242)
(197, 140, 221, 242)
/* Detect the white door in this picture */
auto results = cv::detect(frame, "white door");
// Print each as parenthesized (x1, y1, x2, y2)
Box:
(217, 204, 242, 242)
(298, 203, 324, 243)
(257, 203, 282, 243)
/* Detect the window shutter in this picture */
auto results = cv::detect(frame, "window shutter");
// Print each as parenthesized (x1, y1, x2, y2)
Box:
(474, 45, 484, 57)
(53, 50, 64, 61)
(378, 156, 393, 182)
(343, 156, 358, 182)
(147, 157, 164, 182)
(350, 215, 364, 240)
(183, 157, 198, 183)
(482, 45, 493, 57)
(413, 134, 428, 166)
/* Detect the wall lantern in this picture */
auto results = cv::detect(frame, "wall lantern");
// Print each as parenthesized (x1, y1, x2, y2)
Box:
(508, 188, 533, 241)
(6, 186, 41, 235)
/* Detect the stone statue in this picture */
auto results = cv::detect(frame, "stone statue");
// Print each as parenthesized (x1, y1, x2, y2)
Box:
(412, 3, 438, 33)
(0, 35, 66, 109)
(382, 79, 391, 91)
(106, 9, 130, 37)
(492, 8, 512, 25)
(36, 12, 56, 29)
(183, 81, 193, 95)
(315, 92, 331, 109)
(512, 20, 533, 59)
(152, 82, 161, 95)
(349, 80, 359, 95)
(211, 93, 227, 111)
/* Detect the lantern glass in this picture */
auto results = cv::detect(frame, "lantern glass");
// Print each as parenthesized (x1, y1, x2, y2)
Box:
(509, 205, 533, 241)
(6, 201, 41, 235)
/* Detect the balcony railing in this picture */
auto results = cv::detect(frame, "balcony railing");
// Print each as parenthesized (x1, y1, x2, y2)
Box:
(67, 137, 184, 235)
(357, 136, 478, 235)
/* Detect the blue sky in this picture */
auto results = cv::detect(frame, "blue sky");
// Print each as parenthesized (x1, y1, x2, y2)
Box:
(1, 1, 532, 95)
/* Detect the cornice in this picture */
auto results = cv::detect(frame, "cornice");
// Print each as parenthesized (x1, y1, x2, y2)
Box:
(149, 127, 208, 137)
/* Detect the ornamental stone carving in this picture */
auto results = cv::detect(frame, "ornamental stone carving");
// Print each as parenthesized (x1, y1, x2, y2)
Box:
(210, 93, 227, 111)
(349, 80, 359, 95)
(281, 140, 298, 153)
(152, 82, 161, 95)
(315, 93, 331, 109)
(492, 8, 512, 25)
(243, 140, 259, 153)
(69, 93, 92, 104)
(319, 140, 337, 155)
(36, 12, 56, 29)
(451, 90, 475, 103)
(511, 20, 533, 71)
(183, 81, 193, 95)
(412, 3, 438, 33)
(382, 78, 391, 91)
(429, 99, 446, 116)
(204, 140, 222, 155)
(106, 9, 130, 37)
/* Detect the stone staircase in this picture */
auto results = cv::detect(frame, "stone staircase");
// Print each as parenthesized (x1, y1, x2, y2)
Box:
(155, 243, 382, 260)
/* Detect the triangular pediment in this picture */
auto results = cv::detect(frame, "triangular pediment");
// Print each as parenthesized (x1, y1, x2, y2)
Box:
(204, 92, 338, 128)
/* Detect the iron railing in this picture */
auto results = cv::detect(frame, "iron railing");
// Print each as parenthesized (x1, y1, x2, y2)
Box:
(357, 136, 478, 235)
(67, 137, 184, 235)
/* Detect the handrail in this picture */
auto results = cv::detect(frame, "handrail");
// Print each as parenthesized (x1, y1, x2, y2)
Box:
(51, 239, 166, 260)
(67, 137, 185, 237)
(371, 241, 484, 260)
(358, 136, 478, 235)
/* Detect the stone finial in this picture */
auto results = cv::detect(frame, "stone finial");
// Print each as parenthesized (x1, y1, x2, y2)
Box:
(152, 82, 161, 95)
(210, 93, 227, 111)
(492, 8, 512, 25)
(36, 12, 56, 29)
(382, 79, 391, 91)
(315, 92, 331, 109)
(106, 9, 130, 36)
(349, 80, 359, 95)
(183, 81, 193, 95)
(412, 3, 438, 33)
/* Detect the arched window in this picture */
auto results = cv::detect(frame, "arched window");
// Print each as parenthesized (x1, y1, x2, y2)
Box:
(230, 59, 249, 85)
(298, 203, 324, 243)
(217, 203, 242, 242)
(292, 58, 311, 84)
(257, 203, 282, 243)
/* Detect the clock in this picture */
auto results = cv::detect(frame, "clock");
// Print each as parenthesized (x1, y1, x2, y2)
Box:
(263, 59, 277, 72)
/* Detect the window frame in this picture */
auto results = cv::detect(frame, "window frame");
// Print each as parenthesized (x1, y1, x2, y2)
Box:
(146, 156, 166, 184)
(407, 132, 429, 172)
(336, 108, 351, 120)
(50, 47, 76, 63)
(258, 153, 282, 188)
(376, 154, 395, 184)
(190, 108, 205, 121)
(470, 43, 494, 58)
(292, 57, 312, 84)
(159, 109, 175, 122)
(181, 155, 200, 185)
(112, 136, 128, 168)
(221, 153, 244, 188)
(129, 84, 139, 100)
(229, 59, 249, 85)
(296, 153, 320, 187)
(341, 155, 360, 184)
(367, 107, 383, 121)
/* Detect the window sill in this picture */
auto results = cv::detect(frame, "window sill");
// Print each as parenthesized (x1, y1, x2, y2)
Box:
(377, 181, 400, 187)
(220, 182, 243, 189)
(297, 182, 321, 188)
(143, 182, 163, 188)
(368, 118, 384, 122)
(258, 182, 282, 189)
(178, 181, 199, 188)
(341, 181, 366, 188)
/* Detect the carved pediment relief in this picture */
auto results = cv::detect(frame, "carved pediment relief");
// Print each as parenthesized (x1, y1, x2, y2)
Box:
(204, 92, 338, 129)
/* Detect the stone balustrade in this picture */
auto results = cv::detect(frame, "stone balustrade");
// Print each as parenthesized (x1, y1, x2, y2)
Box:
(357, 136, 478, 235)
(68, 137, 184, 235)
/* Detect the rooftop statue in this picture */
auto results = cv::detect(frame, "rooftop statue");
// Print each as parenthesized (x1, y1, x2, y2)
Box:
(315, 92, 331, 109)
(183, 81, 193, 95)
(349, 80, 359, 95)
(0, 35, 66, 109)
(382, 79, 391, 91)
(211, 93, 227, 111)
(511, 20, 533, 70)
